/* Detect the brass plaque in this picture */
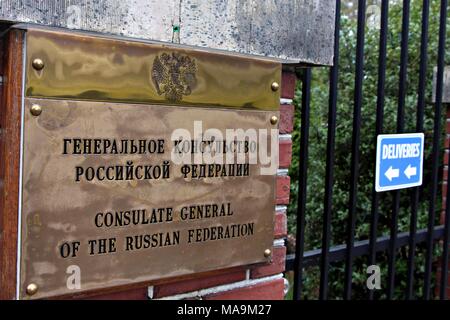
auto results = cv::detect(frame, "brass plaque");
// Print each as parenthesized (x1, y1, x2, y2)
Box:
(25, 29, 280, 110)
(20, 98, 278, 299)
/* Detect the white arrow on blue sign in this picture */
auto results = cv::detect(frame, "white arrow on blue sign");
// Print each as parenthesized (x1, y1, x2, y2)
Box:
(375, 133, 424, 192)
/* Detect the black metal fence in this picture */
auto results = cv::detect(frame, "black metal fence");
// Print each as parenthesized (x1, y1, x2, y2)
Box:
(285, 0, 449, 300)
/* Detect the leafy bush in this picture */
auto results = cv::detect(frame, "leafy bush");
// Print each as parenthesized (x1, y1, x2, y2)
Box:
(288, 0, 450, 299)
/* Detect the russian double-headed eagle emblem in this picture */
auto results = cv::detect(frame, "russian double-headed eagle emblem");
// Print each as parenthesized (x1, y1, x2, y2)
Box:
(151, 52, 197, 102)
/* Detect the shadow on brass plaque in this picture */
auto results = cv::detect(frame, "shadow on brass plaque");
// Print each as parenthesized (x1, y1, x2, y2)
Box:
(20, 98, 278, 299)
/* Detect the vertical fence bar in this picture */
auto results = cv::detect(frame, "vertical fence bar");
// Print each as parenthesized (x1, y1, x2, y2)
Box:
(344, 0, 366, 300)
(406, 0, 429, 300)
(437, 0, 449, 301)
(387, 0, 410, 300)
(319, 0, 341, 300)
(293, 68, 312, 300)
(368, 0, 389, 301)
(424, 0, 447, 301)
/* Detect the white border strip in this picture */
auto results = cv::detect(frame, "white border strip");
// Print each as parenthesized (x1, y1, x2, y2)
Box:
(273, 239, 285, 247)
(279, 134, 292, 141)
(16, 34, 27, 300)
(280, 98, 293, 105)
(153, 274, 283, 300)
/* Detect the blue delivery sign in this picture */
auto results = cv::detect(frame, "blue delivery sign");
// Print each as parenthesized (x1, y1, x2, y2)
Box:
(375, 133, 424, 192)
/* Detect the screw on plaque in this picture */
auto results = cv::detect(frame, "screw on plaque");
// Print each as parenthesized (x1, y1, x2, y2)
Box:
(30, 104, 42, 116)
(271, 81, 279, 92)
(32, 58, 45, 71)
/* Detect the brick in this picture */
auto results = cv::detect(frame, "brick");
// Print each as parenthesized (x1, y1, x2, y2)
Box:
(434, 258, 450, 272)
(446, 135, 450, 150)
(87, 287, 147, 300)
(274, 210, 287, 238)
(445, 150, 449, 165)
(153, 270, 246, 298)
(0, 39, 4, 75)
(280, 104, 295, 134)
(281, 71, 296, 99)
(434, 285, 450, 299)
(444, 166, 448, 181)
(446, 106, 450, 119)
(443, 183, 447, 201)
(204, 278, 285, 300)
(279, 139, 292, 168)
(250, 246, 286, 279)
(436, 265, 450, 282)
(276, 175, 290, 205)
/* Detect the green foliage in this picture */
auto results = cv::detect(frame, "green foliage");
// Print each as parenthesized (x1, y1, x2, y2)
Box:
(288, 0, 450, 299)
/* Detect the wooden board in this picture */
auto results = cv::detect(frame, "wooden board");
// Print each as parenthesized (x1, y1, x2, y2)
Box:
(0, 29, 25, 300)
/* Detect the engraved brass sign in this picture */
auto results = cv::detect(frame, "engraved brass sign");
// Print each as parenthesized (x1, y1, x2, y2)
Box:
(19, 28, 281, 299)
(20, 98, 278, 299)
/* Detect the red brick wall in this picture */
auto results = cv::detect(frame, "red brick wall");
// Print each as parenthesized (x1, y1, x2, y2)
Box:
(437, 107, 450, 298)
(84, 69, 296, 300)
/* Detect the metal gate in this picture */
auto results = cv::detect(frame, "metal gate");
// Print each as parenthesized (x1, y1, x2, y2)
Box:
(285, 0, 449, 300)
